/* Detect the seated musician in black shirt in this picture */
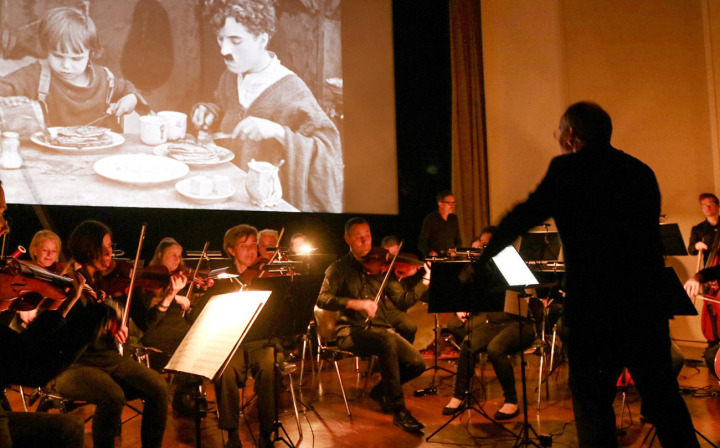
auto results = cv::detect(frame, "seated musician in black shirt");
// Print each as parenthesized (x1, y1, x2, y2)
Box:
(688, 193, 720, 264)
(317, 217, 428, 432)
(192, 224, 275, 448)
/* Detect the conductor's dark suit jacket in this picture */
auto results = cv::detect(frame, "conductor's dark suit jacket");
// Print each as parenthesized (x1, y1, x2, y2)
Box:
(481, 145, 674, 329)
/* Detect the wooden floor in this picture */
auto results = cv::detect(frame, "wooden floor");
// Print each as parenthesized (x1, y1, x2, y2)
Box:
(6, 345, 720, 447)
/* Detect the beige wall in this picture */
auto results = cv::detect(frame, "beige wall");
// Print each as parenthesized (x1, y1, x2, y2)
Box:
(482, 0, 720, 346)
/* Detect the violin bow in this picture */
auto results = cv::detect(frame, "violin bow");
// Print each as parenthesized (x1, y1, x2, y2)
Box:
(258, 227, 285, 279)
(183, 241, 209, 317)
(118, 223, 147, 355)
(364, 241, 403, 328)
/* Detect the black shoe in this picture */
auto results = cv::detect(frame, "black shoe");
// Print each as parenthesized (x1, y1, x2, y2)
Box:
(441, 400, 467, 415)
(393, 408, 424, 432)
(369, 384, 392, 414)
(493, 407, 519, 420)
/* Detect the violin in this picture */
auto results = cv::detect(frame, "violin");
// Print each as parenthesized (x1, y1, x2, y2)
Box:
(362, 246, 424, 276)
(239, 257, 285, 285)
(97, 260, 184, 298)
(173, 266, 213, 289)
(240, 228, 291, 285)
(393, 252, 422, 279)
(0, 259, 69, 312)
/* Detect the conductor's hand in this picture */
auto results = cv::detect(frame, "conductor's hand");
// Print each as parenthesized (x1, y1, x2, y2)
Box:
(695, 242, 709, 252)
(684, 276, 702, 298)
(347, 299, 377, 318)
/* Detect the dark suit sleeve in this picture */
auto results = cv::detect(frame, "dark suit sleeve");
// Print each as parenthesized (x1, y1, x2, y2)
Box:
(481, 158, 558, 263)
(688, 225, 702, 256)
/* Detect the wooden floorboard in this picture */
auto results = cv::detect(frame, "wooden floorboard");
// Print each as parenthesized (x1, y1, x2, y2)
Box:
(6, 348, 720, 447)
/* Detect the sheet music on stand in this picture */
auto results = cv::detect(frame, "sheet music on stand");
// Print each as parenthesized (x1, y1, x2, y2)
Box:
(164, 290, 271, 381)
(492, 245, 540, 287)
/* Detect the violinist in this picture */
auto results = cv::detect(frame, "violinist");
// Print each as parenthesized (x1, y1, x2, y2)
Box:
(379, 235, 430, 344)
(29, 230, 62, 272)
(11, 230, 64, 328)
(137, 237, 212, 416)
(317, 218, 426, 433)
(195, 224, 275, 448)
(53, 220, 167, 448)
(137, 238, 190, 366)
(0, 183, 115, 448)
(688, 193, 720, 264)
(258, 228, 279, 261)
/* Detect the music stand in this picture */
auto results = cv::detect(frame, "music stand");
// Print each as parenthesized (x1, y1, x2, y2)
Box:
(426, 246, 541, 445)
(288, 254, 337, 275)
(244, 275, 322, 447)
(659, 223, 688, 256)
(165, 290, 270, 448)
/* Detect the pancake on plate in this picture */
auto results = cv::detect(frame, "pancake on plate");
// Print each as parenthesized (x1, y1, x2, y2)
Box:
(45, 126, 113, 148)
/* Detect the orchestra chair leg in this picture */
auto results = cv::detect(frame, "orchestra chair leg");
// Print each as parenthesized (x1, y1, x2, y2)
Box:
(333, 359, 352, 417)
(299, 322, 317, 390)
(537, 343, 545, 411)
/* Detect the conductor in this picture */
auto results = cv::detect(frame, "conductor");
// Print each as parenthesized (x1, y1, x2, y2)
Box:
(476, 102, 698, 447)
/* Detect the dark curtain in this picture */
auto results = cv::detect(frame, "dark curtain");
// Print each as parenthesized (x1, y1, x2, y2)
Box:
(449, 0, 489, 243)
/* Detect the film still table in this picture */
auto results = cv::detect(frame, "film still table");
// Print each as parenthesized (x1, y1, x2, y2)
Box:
(1, 133, 298, 211)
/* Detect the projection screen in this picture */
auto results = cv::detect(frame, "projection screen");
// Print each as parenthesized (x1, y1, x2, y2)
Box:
(0, 0, 397, 215)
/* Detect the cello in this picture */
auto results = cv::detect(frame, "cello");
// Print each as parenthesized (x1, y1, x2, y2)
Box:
(697, 231, 720, 344)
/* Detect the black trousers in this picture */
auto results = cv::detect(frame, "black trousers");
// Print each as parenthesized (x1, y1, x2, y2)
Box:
(338, 326, 425, 410)
(214, 340, 276, 437)
(566, 316, 698, 448)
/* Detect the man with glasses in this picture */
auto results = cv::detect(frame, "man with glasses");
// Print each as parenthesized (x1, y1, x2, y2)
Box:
(688, 193, 720, 265)
(418, 190, 463, 258)
(194, 224, 275, 448)
(477, 102, 698, 447)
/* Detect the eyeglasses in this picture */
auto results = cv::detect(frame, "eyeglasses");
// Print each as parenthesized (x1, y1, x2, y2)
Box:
(442, 201, 456, 205)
